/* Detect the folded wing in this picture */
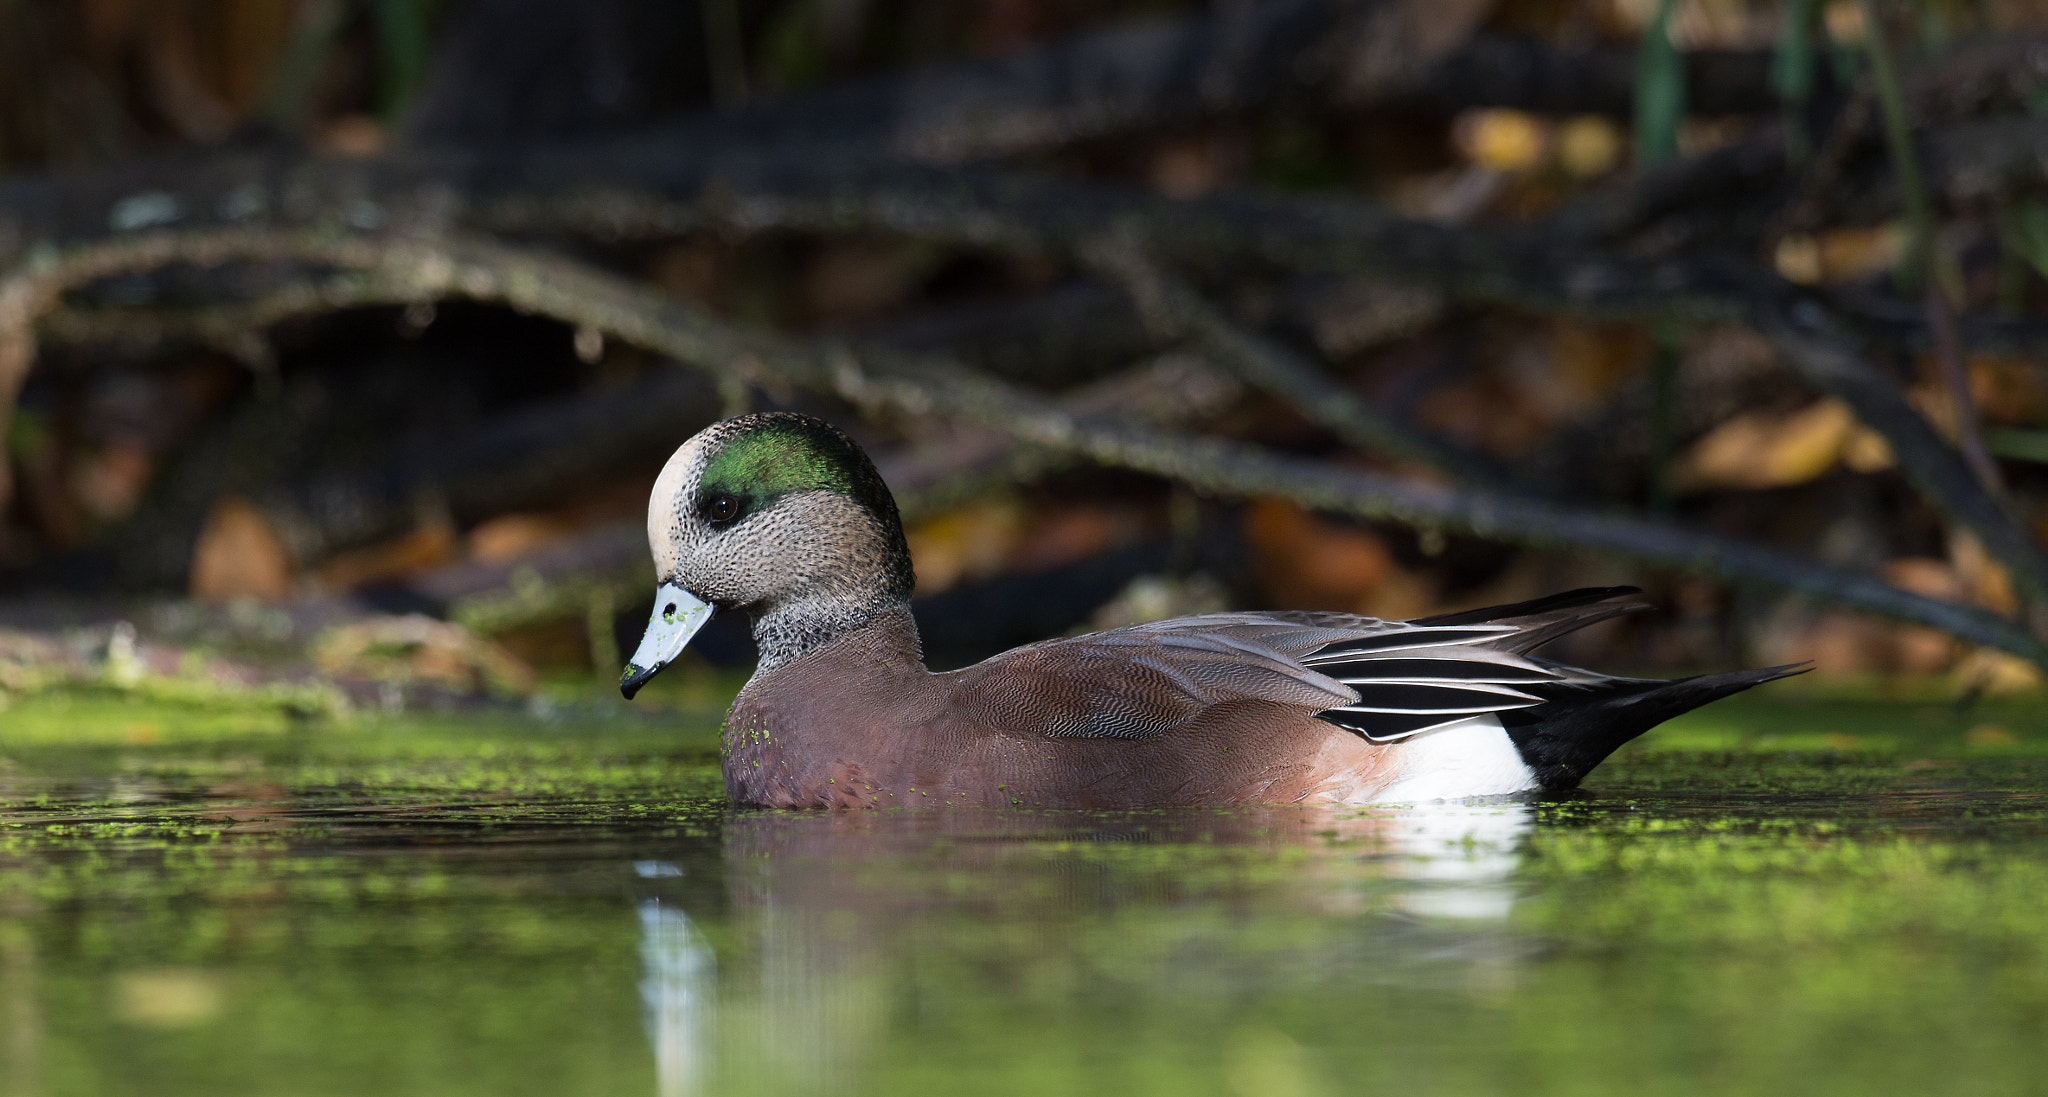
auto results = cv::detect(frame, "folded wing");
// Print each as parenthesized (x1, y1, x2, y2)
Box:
(958, 587, 1651, 745)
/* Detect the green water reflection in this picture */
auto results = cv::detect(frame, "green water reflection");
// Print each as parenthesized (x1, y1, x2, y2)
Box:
(0, 689, 2043, 1096)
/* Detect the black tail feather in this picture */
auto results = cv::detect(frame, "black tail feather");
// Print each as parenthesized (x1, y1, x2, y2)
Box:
(1502, 662, 1812, 791)
(1412, 586, 1650, 655)
(1496, 602, 1651, 655)
(1414, 586, 1642, 627)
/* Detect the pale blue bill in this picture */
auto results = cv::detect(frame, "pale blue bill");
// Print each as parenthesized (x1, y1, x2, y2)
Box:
(619, 583, 713, 699)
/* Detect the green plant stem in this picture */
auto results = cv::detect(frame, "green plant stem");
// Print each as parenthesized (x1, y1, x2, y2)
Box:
(1858, 0, 1936, 294)
(1859, 0, 2001, 501)
(373, 0, 436, 120)
(1774, 0, 1822, 165)
(1634, 0, 1685, 167)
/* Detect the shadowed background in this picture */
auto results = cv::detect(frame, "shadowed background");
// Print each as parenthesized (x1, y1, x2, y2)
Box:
(1, 0, 2046, 713)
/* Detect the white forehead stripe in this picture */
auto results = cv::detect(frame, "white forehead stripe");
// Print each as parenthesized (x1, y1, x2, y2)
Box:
(649, 431, 713, 579)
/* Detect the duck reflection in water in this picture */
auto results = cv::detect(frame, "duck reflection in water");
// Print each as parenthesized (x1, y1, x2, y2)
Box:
(634, 800, 1534, 1094)
(636, 860, 714, 1097)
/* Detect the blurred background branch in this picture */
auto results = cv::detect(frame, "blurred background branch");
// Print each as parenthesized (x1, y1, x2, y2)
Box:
(3, 0, 2048, 695)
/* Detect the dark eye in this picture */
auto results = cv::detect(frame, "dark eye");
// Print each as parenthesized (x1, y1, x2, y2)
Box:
(700, 492, 743, 526)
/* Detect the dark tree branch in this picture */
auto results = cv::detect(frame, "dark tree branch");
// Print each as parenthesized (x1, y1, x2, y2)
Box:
(1772, 37, 2048, 238)
(415, 2, 1773, 173)
(828, 336, 2048, 668)
(10, 226, 2030, 662)
(5, 144, 2046, 618)
(1395, 35, 1784, 118)
(1086, 241, 1510, 486)
(1545, 128, 1790, 245)
(648, 164, 2048, 612)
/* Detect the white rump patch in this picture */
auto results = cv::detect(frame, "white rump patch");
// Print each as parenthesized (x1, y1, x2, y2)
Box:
(1371, 715, 1537, 802)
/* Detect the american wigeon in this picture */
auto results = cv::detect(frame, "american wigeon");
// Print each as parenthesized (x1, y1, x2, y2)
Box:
(620, 413, 1802, 807)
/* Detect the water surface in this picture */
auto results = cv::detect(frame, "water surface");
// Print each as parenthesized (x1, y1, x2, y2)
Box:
(0, 689, 2044, 1096)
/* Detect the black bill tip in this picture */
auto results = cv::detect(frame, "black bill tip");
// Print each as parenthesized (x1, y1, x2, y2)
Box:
(619, 662, 660, 700)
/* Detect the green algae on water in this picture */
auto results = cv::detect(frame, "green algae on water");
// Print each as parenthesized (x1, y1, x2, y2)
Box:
(0, 688, 2044, 1096)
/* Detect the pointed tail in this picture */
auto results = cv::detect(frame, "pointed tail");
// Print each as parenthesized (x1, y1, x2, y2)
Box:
(1502, 663, 1812, 791)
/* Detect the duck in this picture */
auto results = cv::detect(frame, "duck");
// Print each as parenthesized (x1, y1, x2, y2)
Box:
(618, 412, 1804, 808)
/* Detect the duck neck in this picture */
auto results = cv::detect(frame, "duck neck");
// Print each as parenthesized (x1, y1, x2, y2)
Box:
(748, 593, 921, 679)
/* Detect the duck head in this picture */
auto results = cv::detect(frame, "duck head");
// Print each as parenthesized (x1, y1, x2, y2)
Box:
(619, 412, 915, 698)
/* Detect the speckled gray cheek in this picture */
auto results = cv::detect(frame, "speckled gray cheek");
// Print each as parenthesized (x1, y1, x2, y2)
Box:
(681, 492, 846, 605)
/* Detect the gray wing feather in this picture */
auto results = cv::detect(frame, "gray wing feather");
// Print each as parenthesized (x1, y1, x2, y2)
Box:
(963, 592, 1641, 744)
(963, 618, 1358, 741)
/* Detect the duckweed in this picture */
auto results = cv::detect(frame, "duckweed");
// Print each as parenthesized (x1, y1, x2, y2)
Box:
(0, 686, 2042, 1095)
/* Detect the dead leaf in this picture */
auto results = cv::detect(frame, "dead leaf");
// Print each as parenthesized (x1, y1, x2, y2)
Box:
(1774, 235, 1823, 285)
(1677, 398, 1859, 491)
(468, 512, 582, 566)
(1774, 224, 1900, 286)
(1969, 354, 2048, 425)
(1906, 380, 1959, 438)
(1840, 426, 1893, 472)
(1009, 505, 1125, 575)
(906, 498, 1025, 594)
(319, 519, 459, 592)
(1948, 531, 2017, 615)
(190, 496, 292, 602)
(1417, 364, 1542, 455)
(1556, 116, 1623, 178)
(1819, 223, 1902, 284)
(317, 115, 385, 158)
(1242, 498, 1434, 616)
(1883, 556, 1966, 601)
(1766, 609, 1954, 677)
(1456, 110, 1546, 172)
(69, 442, 154, 522)
(1953, 650, 2043, 696)
(1545, 320, 1647, 417)
(1823, 1, 1866, 43)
